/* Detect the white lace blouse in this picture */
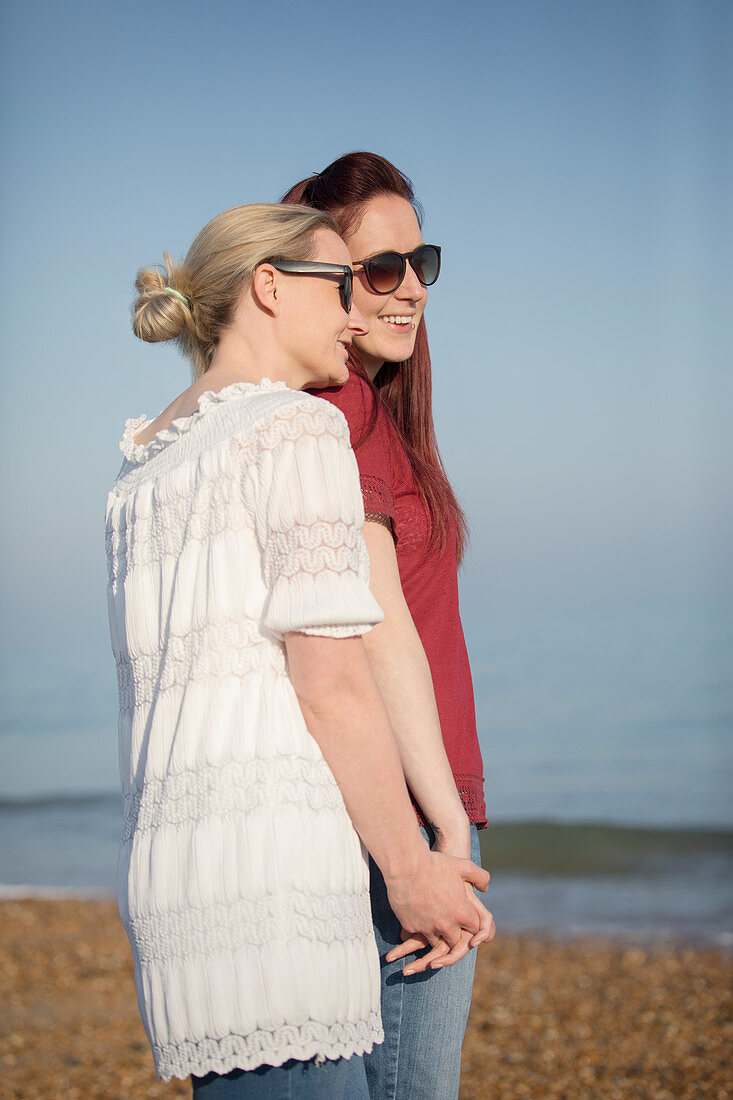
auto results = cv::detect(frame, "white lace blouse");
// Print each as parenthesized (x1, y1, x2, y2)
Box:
(105, 379, 385, 1081)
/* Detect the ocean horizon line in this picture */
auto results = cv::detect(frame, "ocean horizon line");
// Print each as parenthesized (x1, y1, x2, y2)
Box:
(1, 789, 732, 835)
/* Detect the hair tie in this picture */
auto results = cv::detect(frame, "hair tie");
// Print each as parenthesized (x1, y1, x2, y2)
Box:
(164, 287, 190, 306)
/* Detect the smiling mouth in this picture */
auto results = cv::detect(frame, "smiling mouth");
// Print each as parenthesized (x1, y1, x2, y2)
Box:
(379, 315, 415, 330)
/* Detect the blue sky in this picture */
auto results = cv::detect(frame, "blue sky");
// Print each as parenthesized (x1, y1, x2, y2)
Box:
(1, 0, 731, 656)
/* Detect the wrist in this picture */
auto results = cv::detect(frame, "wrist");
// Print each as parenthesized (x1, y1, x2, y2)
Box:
(429, 809, 468, 840)
(430, 812, 471, 850)
(379, 828, 430, 885)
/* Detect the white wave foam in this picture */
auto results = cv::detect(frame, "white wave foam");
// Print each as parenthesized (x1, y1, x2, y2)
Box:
(0, 883, 114, 900)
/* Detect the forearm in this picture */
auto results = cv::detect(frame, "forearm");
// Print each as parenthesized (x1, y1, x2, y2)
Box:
(362, 521, 470, 853)
(285, 631, 490, 946)
(362, 616, 470, 851)
(285, 634, 427, 881)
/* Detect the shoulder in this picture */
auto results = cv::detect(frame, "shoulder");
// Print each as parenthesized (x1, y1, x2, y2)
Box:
(245, 387, 351, 456)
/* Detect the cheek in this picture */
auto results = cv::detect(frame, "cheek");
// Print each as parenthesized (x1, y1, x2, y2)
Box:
(352, 282, 382, 321)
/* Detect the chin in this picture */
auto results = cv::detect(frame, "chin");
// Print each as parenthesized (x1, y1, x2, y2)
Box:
(375, 338, 416, 362)
(330, 361, 350, 386)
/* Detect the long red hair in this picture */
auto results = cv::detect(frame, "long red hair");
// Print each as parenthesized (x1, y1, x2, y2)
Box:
(281, 151, 468, 564)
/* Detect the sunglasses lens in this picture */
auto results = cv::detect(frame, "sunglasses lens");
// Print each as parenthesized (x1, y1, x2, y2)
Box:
(365, 252, 404, 293)
(412, 246, 441, 286)
(342, 271, 352, 312)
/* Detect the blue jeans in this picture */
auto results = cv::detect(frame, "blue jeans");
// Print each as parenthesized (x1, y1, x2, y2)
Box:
(358, 824, 481, 1100)
(192, 1054, 369, 1099)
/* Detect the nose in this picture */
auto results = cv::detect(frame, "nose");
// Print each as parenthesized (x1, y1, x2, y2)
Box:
(346, 300, 369, 337)
(395, 257, 427, 303)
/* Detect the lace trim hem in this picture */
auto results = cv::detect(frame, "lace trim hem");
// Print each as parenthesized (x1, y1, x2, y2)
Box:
(154, 1015, 384, 1081)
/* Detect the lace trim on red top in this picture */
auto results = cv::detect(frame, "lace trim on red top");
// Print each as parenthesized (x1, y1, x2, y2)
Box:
(454, 780, 488, 828)
(363, 512, 393, 533)
(360, 474, 394, 517)
(411, 775, 488, 831)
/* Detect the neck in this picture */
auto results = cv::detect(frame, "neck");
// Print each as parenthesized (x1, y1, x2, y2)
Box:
(360, 353, 385, 383)
(204, 323, 308, 392)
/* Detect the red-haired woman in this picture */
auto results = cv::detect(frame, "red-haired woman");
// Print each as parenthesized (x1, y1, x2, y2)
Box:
(282, 154, 493, 1100)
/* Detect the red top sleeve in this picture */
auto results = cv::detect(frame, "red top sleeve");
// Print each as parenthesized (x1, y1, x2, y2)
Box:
(312, 374, 396, 520)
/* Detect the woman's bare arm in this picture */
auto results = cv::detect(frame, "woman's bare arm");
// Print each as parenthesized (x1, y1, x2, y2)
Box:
(284, 631, 490, 949)
(361, 520, 472, 858)
(358, 522, 497, 971)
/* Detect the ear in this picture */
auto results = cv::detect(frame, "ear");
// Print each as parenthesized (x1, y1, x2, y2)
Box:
(251, 263, 280, 315)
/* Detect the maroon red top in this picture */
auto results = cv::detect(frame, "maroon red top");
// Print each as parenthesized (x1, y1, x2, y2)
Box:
(314, 373, 487, 828)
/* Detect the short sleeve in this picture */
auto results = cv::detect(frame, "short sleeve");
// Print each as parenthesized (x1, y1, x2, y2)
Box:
(314, 375, 396, 521)
(254, 398, 385, 640)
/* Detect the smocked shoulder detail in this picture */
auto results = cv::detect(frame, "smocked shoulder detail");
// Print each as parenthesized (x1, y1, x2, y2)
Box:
(119, 378, 288, 463)
(239, 396, 351, 461)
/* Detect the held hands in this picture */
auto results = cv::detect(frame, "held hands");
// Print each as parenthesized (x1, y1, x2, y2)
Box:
(387, 881, 496, 975)
(384, 846, 494, 975)
(385, 830, 496, 975)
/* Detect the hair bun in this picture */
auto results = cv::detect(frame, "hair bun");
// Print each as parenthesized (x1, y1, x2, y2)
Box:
(132, 259, 191, 344)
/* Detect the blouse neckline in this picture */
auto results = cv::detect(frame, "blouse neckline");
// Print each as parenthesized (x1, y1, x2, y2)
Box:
(119, 378, 289, 464)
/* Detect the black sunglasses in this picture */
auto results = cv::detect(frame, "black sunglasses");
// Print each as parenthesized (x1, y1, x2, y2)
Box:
(265, 260, 353, 312)
(353, 244, 441, 295)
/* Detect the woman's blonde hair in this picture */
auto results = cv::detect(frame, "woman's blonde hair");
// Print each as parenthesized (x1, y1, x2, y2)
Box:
(132, 203, 339, 377)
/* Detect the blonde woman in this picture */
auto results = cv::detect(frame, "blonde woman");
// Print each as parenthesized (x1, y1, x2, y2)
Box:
(106, 203, 492, 1099)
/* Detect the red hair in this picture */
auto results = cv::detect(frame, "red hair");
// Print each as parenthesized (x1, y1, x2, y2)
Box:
(281, 152, 468, 563)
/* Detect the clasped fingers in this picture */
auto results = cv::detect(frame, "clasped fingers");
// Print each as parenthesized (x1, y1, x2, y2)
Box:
(385, 909, 496, 976)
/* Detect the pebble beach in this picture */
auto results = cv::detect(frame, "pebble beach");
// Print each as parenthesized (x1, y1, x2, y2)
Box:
(1, 898, 730, 1099)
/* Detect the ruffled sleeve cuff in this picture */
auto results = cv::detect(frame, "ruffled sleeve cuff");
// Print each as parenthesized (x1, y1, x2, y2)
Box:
(262, 566, 384, 640)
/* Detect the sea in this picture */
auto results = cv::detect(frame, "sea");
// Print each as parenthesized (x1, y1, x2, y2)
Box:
(1, 592, 731, 948)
